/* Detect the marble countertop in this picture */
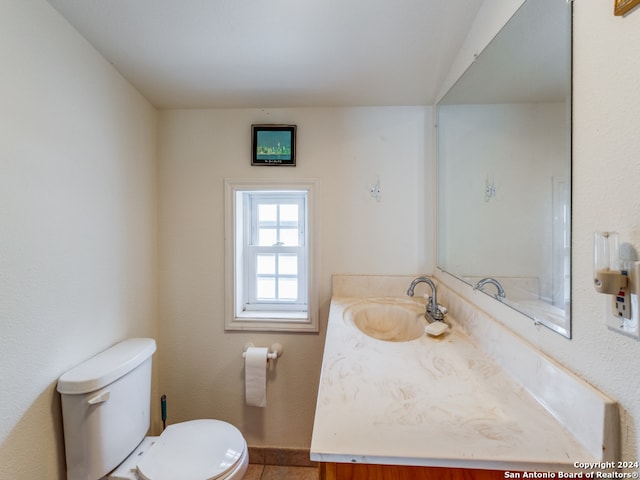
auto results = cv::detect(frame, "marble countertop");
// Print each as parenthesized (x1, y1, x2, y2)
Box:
(310, 293, 608, 471)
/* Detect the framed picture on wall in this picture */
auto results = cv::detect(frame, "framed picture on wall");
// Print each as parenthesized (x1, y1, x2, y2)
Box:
(251, 124, 296, 166)
(614, 0, 640, 15)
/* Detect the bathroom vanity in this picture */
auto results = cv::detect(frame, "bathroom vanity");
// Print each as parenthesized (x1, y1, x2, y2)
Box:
(310, 276, 618, 479)
(318, 462, 507, 480)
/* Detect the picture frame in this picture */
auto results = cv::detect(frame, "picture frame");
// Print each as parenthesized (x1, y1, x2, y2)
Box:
(251, 124, 296, 166)
(615, 0, 640, 16)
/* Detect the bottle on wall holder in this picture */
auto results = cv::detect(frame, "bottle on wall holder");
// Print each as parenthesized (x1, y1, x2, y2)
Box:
(594, 231, 627, 294)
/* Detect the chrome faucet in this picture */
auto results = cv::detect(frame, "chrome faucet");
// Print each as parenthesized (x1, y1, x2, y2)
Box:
(406, 276, 446, 322)
(473, 277, 506, 300)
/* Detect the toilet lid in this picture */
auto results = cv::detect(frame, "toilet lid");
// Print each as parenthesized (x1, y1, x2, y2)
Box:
(136, 419, 246, 480)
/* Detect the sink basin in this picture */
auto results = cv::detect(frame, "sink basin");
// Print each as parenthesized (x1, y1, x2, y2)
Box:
(346, 301, 426, 342)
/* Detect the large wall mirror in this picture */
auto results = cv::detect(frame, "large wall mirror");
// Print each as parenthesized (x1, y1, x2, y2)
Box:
(436, 0, 572, 337)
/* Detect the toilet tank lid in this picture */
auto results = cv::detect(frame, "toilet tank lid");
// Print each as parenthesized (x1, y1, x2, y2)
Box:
(57, 338, 156, 394)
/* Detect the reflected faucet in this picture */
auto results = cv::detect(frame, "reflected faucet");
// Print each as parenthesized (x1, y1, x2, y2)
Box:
(473, 277, 506, 300)
(406, 276, 446, 322)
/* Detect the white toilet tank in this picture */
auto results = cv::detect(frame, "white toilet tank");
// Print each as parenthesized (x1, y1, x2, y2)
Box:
(57, 338, 157, 480)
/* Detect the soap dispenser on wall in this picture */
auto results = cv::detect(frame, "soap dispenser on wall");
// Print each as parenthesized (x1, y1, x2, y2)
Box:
(594, 232, 627, 297)
(593, 231, 640, 339)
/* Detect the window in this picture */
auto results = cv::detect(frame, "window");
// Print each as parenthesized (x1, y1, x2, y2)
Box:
(245, 192, 307, 310)
(224, 179, 318, 332)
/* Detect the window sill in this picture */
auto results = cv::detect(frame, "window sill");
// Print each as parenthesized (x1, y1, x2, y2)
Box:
(226, 311, 318, 332)
(236, 310, 307, 320)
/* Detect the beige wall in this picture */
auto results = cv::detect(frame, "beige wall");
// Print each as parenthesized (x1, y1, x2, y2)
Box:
(0, 1, 158, 478)
(564, 1, 640, 462)
(157, 107, 430, 447)
(437, 0, 640, 466)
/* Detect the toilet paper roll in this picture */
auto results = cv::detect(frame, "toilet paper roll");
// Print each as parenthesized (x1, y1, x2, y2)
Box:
(244, 347, 268, 407)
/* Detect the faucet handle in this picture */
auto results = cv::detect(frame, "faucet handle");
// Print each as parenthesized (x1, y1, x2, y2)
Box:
(437, 304, 448, 316)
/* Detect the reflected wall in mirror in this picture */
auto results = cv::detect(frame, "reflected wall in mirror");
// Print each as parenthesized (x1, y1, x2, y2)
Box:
(436, 0, 572, 337)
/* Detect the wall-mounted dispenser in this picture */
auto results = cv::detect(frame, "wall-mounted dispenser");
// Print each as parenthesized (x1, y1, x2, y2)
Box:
(593, 231, 639, 339)
(594, 232, 627, 294)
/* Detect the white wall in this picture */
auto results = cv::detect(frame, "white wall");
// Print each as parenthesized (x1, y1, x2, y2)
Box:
(157, 107, 430, 448)
(571, 1, 640, 462)
(437, 0, 640, 467)
(0, 1, 158, 478)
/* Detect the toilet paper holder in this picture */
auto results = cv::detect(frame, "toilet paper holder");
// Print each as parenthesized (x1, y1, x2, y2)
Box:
(242, 343, 283, 361)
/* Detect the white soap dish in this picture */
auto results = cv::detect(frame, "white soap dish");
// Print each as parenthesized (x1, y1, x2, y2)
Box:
(425, 322, 449, 337)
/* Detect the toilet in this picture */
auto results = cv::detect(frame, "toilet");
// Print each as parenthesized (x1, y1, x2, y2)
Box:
(57, 338, 248, 480)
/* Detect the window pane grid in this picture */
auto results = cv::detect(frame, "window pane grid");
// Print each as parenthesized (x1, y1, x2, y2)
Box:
(252, 198, 303, 247)
(254, 251, 300, 302)
(243, 191, 308, 310)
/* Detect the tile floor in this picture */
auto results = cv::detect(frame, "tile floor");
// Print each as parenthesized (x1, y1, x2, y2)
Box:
(244, 464, 319, 480)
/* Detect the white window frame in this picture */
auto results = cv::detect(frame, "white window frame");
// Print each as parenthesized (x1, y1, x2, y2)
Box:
(224, 178, 318, 332)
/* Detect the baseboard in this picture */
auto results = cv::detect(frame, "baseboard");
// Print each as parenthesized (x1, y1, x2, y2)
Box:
(248, 446, 317, 467)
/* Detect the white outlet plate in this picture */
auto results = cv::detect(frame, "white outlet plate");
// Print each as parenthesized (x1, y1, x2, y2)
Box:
(606, 292, 640, 339)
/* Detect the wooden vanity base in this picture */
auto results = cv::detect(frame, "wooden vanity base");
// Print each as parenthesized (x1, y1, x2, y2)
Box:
(319, 462, 513, 480)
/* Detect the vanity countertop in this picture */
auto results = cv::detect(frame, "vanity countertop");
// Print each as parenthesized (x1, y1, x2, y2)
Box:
(310, 294, 607, 472)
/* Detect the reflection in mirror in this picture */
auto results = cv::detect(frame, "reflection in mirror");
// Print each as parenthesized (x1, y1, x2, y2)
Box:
(436, 0, 572, 337)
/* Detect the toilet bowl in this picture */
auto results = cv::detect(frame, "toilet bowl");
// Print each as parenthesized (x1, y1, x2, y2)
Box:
(110, 420, 248, 480)
(57, 338, 248, 480)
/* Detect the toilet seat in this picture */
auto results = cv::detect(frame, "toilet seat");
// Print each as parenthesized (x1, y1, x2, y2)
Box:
(136, 419, 247, 480)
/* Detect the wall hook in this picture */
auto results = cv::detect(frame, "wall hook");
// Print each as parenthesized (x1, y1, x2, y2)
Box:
(484, 175, 496, 202)
(370, 178, 381, 202)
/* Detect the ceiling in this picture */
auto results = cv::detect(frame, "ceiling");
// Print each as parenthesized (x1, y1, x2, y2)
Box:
(47, 0, 484, 109)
